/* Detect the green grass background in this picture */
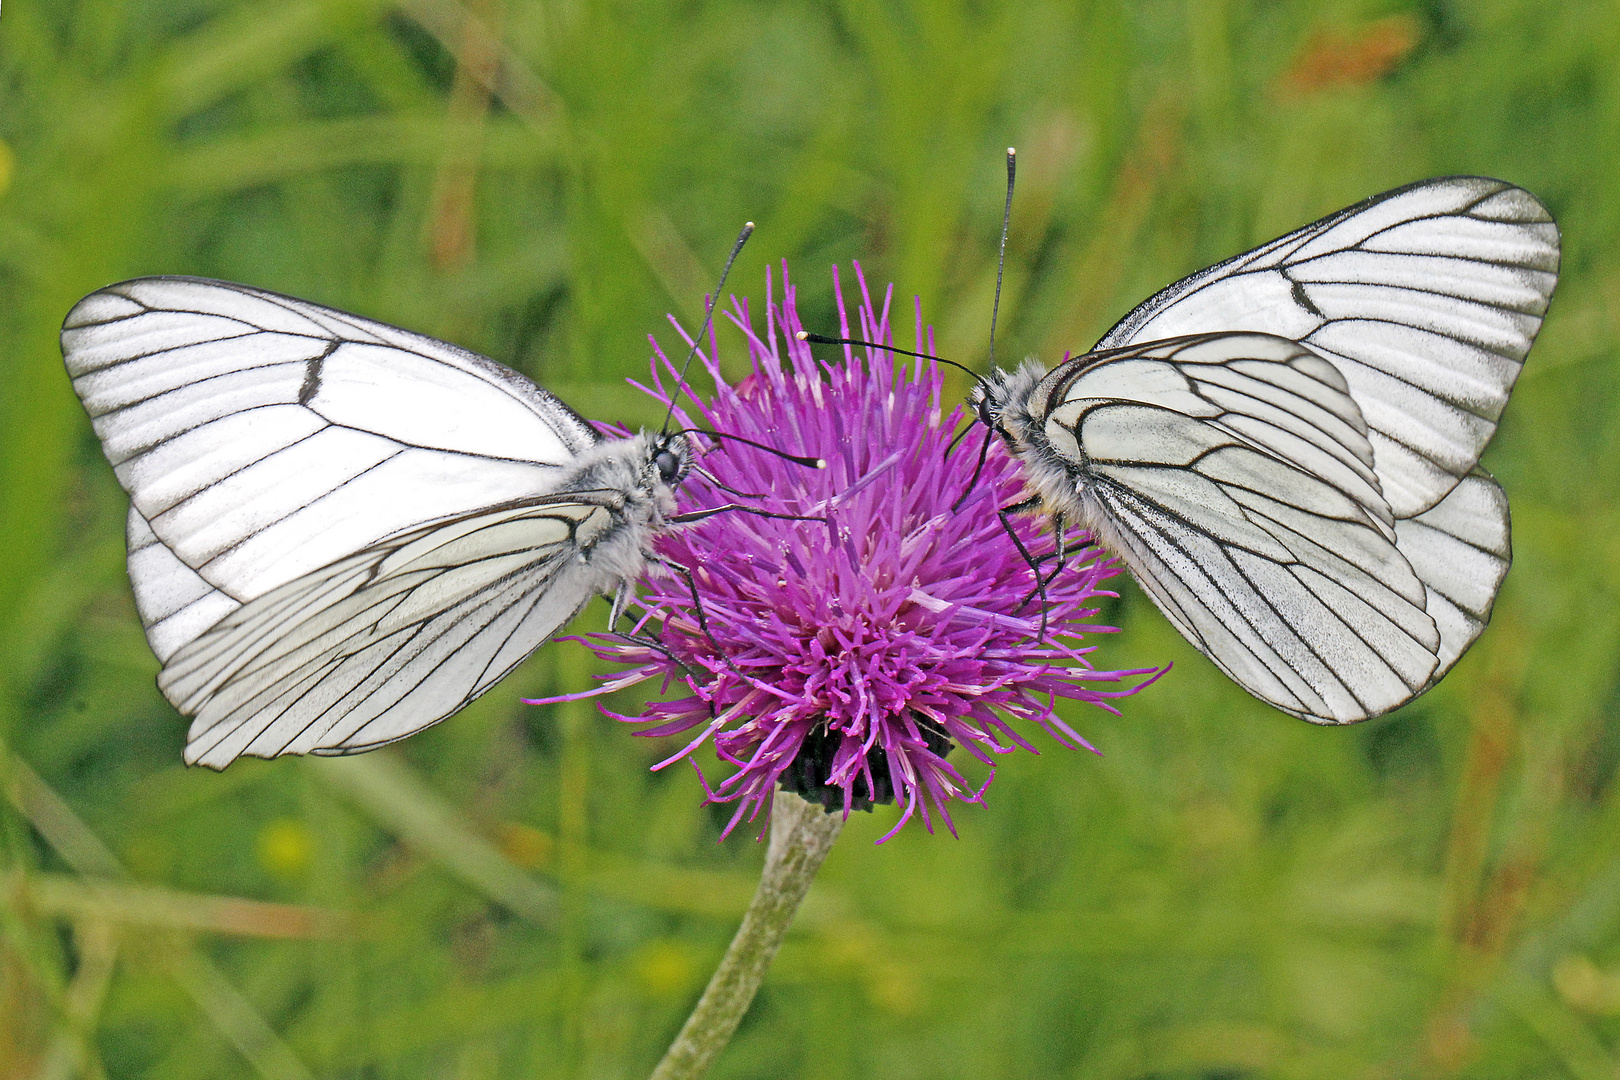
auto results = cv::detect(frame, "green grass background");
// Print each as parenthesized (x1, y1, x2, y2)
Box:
(2, 0, 1618, 1077)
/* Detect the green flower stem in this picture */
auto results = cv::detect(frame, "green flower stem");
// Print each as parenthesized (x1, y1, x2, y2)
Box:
(649, 793, 845, 1080)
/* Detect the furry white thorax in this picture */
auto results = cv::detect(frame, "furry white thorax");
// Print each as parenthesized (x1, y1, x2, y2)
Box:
(973, 361, 1096, 522)
(552, 430, 690, 582)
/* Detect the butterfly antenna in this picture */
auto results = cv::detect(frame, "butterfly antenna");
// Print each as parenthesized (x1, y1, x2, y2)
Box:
(795, 331, 981, 380)
(692, 465, 769, 500)
(660, 221, 755, 436)
(673, 428, 824, 470)
(942, 420, 977, 459)
(987, 147, 1015, 373)
(946, 151, 1017, 485)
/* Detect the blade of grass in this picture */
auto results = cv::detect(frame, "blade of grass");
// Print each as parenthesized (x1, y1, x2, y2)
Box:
(310, 753, 559, 927)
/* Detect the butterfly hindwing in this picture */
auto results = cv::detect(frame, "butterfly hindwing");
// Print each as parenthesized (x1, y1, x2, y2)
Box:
(1391, 468, 1511, 681)
(167, 500, 616, 768)
(1095, 177, 1559, 517)
(1041, 333, 1442, 723)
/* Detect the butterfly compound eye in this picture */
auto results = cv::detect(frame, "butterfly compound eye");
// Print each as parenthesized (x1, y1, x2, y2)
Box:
(655, 449, 683, 483)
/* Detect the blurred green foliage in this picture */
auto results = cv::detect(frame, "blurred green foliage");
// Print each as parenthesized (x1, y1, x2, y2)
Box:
(1, 0, 1618, 1077)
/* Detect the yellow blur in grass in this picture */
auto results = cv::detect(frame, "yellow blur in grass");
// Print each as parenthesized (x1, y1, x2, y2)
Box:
(494, 821, 554, 870)
(1554, 955, 1620, 1015)
(633, 939, 702, 1000)
(256, 818, 313, 878)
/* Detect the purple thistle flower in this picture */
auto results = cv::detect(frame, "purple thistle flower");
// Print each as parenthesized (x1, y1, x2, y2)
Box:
(545, 264, 1163, 840)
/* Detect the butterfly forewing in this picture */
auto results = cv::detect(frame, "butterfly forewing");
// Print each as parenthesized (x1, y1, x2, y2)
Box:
(1094, 177, 1559, 517)
(63, 277, 600, 611)
(126, 507, 239, 663)
(1043, 333, 1442, 723)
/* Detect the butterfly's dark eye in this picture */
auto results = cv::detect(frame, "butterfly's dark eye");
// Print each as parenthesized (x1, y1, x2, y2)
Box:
(655, 449, 682, 482)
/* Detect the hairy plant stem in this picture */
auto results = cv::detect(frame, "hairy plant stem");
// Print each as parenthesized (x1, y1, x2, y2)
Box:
(648, 793, 844, 1080)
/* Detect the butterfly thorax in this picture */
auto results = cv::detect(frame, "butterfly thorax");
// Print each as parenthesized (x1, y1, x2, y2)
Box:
(555, 432, 689, 530)
(971, 362, 1045, 446)
(974, 361, 1096, 520)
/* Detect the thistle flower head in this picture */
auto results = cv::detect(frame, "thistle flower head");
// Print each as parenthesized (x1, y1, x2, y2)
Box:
(559, 264, 1160, 840)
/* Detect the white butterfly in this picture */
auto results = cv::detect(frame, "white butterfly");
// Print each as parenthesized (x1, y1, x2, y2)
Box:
(972, 176, 1559, 723)
(64, 277, 694, 767)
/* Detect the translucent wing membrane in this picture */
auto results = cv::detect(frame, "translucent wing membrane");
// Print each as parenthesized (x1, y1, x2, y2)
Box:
(1096, 177, 1559, 517)
(1045, 333, 1443, 722)
(165, 500, 615, 768)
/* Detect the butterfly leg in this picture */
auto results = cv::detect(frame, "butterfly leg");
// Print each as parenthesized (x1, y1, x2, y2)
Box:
(656, 556, 726, 656)
(643, 554, 768, 707)
(951, 426, 998, 512)
(653, 505, 826, 696)
(657, 555, 819, 714)
(597, 577, 709, 688)
(997, 496, 1049, 641)
(1020, 513, 1071, 609)
(1045, 514, 1071, 583)
(607, 578, 635, 630)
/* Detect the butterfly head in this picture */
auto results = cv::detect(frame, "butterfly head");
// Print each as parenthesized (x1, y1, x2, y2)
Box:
(969, 361, 1047, 451)
(649, 431, 693, 488)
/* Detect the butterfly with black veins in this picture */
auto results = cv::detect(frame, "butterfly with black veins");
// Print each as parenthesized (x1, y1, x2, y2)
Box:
(970, 175, 1559, 724)
(62, 276, 701, 769)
